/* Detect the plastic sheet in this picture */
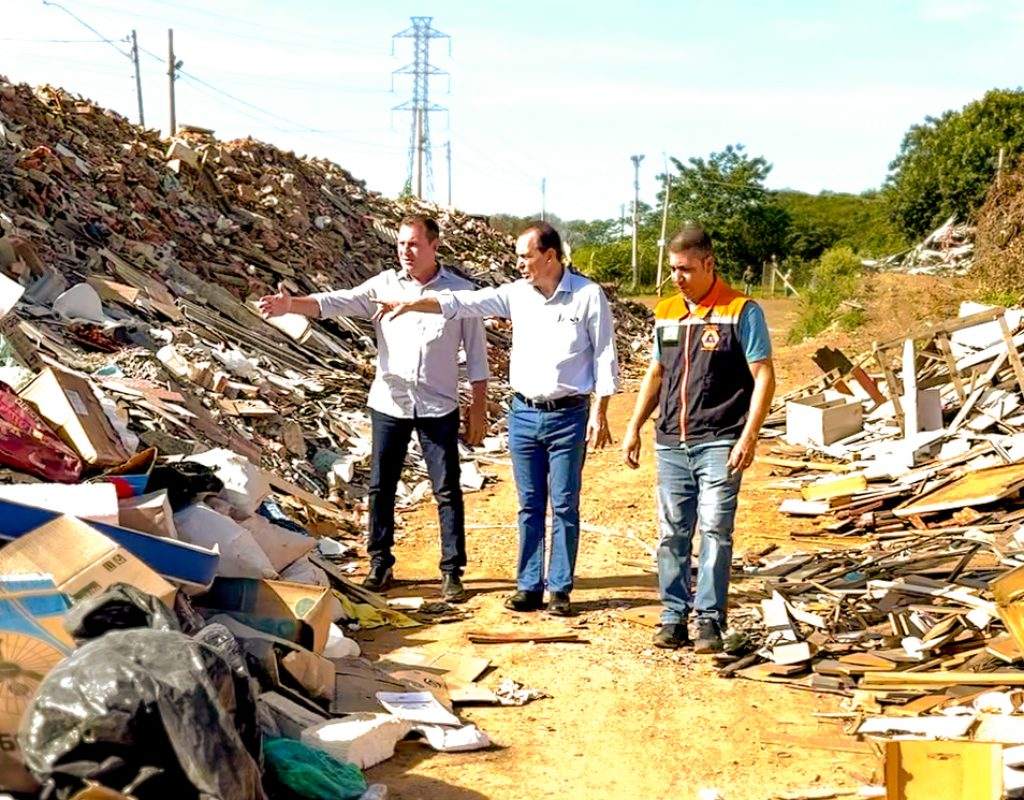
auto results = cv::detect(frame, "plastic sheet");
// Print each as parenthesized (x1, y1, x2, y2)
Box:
(0, 382, 82, 482)
(20, 626, 266, 800)
(262, 738, 366, 800)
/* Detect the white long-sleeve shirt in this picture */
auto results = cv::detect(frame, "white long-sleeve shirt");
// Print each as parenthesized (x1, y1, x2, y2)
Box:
(312, 266, 489, 419)
(436, 268, 619, 401)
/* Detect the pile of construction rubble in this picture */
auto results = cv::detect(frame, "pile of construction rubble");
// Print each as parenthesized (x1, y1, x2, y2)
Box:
(864, 215, 975, 276)
(728, 301, 1024, 797)
(0, 76, 652, 799)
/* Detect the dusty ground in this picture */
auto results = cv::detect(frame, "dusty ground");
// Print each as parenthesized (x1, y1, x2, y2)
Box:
(354, 275, 964, 800)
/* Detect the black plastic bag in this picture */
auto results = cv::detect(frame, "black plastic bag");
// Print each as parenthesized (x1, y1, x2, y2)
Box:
(19, 626, 267, 800)
(62, 583, 180, 642)
(147, 461, 224, 511)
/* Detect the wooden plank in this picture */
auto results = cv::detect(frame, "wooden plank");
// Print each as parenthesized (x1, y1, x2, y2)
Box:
(999, 312, 1024, 399)
(893, 462, 1024, 517)
(884, 740, 1001, 800)
(758, 456, 853, 473)
(759, 732, 874, 756)
(861, 670, 1024, 687)
(935, 332, 967, 403)
(466, 630, 581, 644)
(801, 473, 869, 502)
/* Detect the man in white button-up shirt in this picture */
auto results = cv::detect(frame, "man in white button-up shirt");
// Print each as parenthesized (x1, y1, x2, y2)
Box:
(375, 222, 620, 616)
(257, 215, 490, 602)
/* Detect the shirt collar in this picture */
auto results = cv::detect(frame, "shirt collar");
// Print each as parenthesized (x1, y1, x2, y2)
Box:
(399, 263, 445, 288)
(685, 275, 723, 320)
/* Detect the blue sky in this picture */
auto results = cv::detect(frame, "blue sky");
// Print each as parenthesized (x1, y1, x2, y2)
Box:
(2, 0, 1022, 221)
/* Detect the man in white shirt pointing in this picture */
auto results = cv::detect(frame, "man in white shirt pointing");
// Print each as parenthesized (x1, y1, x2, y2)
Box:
(257, 215, 490, 602)
(375, 221, 619, 616)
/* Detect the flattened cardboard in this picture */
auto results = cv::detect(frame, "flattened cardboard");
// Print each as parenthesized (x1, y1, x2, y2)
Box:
(0, 516, 176, 606)
(18, 367, 129, 467)
(194, 578, 335, 654)
(0, 576, 75, 792)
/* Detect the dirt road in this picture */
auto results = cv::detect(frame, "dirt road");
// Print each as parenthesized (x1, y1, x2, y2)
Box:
(356, 295, 884, 799)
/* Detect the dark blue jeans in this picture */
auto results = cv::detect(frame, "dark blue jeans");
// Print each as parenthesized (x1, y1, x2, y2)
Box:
(368, 408, 465, 576)
(508, 396, 589, 594)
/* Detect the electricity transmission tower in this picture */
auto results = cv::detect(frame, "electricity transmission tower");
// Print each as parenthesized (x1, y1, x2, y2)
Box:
(392, 17, 450, 200)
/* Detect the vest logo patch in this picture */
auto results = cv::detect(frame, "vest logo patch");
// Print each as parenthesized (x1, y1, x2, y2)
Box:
(700, 325, 720, 350)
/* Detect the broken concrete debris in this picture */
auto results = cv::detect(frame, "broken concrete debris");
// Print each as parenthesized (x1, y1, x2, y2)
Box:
(726, 300, 1024, 798)
(0, 76, 626, 797)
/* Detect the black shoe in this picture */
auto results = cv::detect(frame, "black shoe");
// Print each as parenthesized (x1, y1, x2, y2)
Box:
(653, 623, 690, 649)
(441, 573, 466, 603)
(504, 590, 544, 612)
(546, 591, 572, 617)
(363, 563, 393, 593)
(694, 618, 723, 653)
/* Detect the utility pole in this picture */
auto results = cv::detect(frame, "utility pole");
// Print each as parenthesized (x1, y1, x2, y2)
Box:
(620, 204, 626, 238)
(630, 154, 644, 290)
(392, 17, 450, 200)
(445, 140, 452, 206)
(656, 171, 672, 295)
(167, 29, 181, 136)
(130, 30, 145, 127)
(541, 178, 546, 222)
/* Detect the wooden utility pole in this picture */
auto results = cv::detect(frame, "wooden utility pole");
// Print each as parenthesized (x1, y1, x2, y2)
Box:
(131, 30, 145, 127)
(656, 171, 672, 295)
(630, 154, 644, 290)
(541, 178, 547, 222)
(414, 107, 424, 197)
(167, 29, 177, 135)
(445, 140, 452, 206)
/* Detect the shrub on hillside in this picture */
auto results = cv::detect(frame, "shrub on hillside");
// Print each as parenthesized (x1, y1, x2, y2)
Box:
(787, 245, 864, 343)
(975, 166, 1024, 301)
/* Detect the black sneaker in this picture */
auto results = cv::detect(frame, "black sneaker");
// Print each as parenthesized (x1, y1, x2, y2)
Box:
(546, 591, 572, 617)
(363, 563, 393, 593)
(441, 573, 466, 603)
(504, 590, 544, 612)
(652, 623, 690, 649)
(694, 618, 723, 653)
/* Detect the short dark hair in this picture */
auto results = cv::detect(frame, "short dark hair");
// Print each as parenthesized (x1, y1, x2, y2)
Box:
(399, 214, 439, 242)
(668, 224, 713, 257)
(519, 220, 563, 262)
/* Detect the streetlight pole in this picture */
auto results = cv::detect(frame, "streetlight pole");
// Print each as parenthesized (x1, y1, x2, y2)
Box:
(630, 154, 644, 290)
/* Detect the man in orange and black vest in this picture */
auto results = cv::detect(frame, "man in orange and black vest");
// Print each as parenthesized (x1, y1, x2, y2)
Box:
(622, 224, 775, 653)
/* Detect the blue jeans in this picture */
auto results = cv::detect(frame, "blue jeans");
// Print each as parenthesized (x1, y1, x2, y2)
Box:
(368, 408, 465, 576)
(508, 396, 589, 594)
(655, 440, 742, 627)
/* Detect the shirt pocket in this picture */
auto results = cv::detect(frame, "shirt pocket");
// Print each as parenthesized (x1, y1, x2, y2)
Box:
(553, 317, 589, 355)
(418, 315, 449, 342)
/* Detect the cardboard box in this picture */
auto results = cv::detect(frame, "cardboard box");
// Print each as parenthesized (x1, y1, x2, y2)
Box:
(0, 576, 75, 792)
(195, 578, 335, 654)
(0, 516, 177, 607)
(785, 390, 863, 448)
(18, 367, 129, 467)
(0, 497, 219, 589)
(98, 447, 156, 499)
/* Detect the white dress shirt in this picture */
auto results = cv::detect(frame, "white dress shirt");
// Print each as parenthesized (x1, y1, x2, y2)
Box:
(436, 268, 619, 401)
(312, 266, 489, 419)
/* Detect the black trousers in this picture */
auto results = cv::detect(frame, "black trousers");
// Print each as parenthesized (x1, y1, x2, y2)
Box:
(367, 407, 466, 575)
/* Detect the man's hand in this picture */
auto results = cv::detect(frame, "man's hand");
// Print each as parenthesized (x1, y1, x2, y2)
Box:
(586, 409, 612, 450)
(463, 400, 487, 446)
(371, 299, 412, 321)
(621, 426, 642, 469)
(727, 433, 757, 473)
(257, 283, 292, 318)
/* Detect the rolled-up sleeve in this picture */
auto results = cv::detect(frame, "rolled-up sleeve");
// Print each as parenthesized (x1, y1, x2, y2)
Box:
(311, 275, 378, 319)
(461, 317, 490, 383)
(437, 285, 512, 320)
(589, 286, 620, 397)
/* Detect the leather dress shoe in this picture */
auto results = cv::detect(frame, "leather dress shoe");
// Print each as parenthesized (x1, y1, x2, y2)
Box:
(504, 590, 544, 612)
(441, 573, 466, 603)
(546, 591, 572, 617)
(362, 563, 393, 592)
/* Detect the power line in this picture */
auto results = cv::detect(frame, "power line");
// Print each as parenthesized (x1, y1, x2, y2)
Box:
(53, 0, 381, 54)
(40, 0, 131, 60)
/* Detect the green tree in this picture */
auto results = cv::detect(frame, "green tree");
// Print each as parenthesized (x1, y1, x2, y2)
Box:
(777, 190, 907, 261)
(662, 144, 791, 281)
(884, 88, 1024, 239)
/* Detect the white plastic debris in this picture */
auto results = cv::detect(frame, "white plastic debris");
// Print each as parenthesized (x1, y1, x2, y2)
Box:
(321, 623, 360, 658)
(186, 448, 270, 516)
(173, 503, 278, 579)
(300, 713, 411, 769)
